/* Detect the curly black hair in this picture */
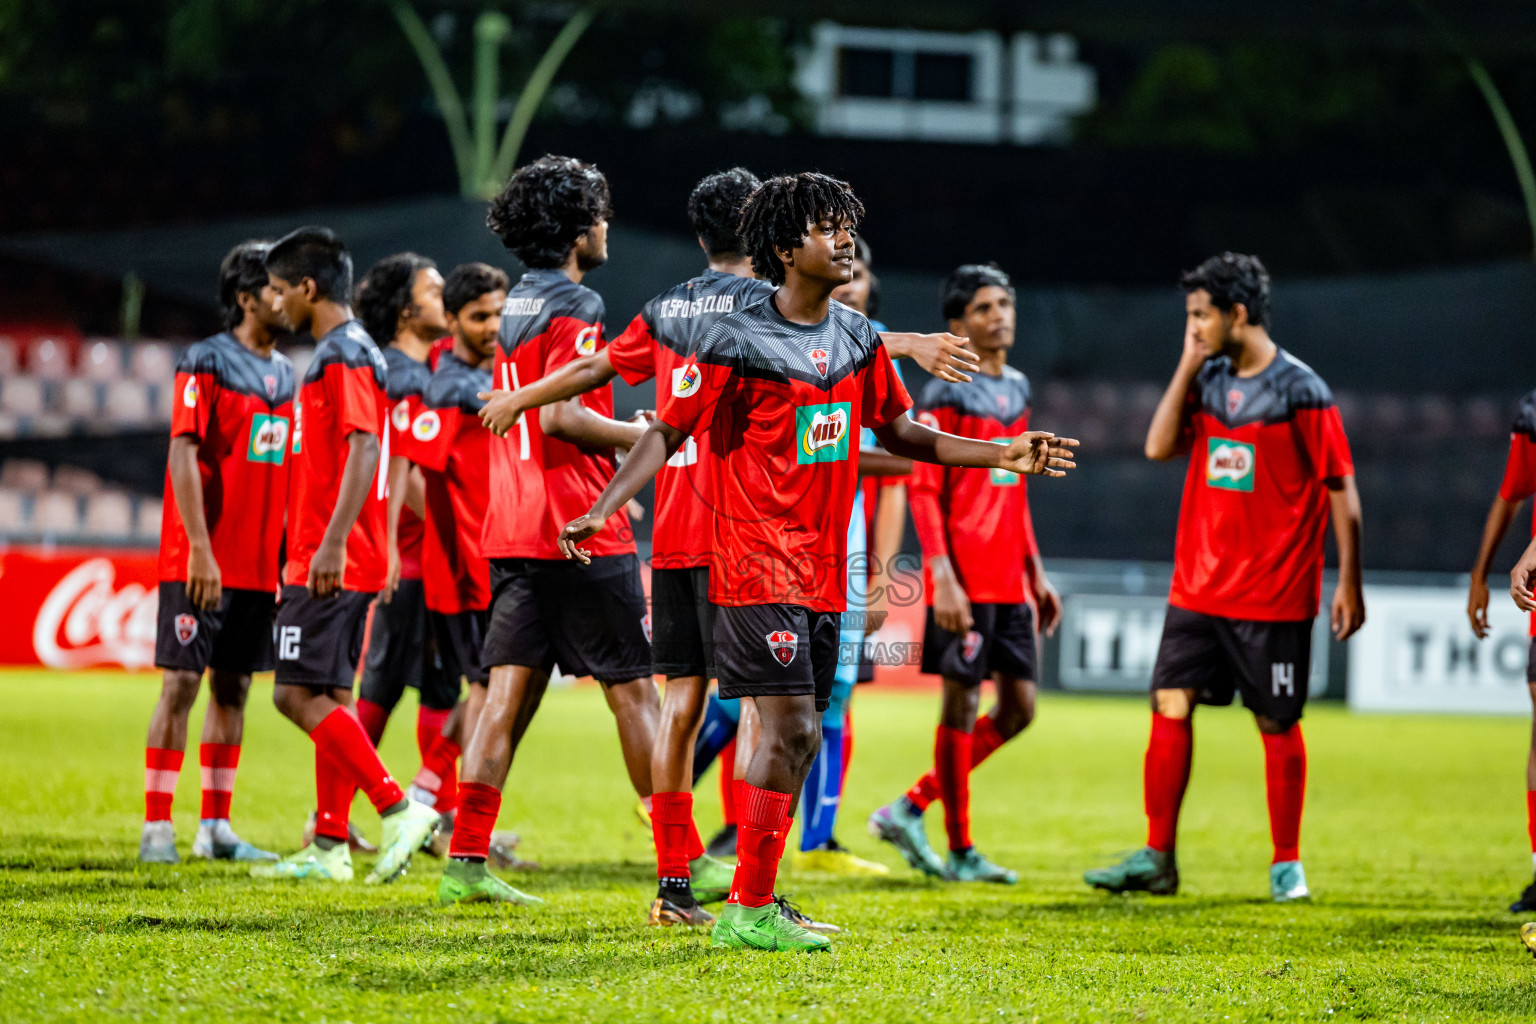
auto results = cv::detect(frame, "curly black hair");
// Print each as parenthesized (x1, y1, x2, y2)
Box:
(443, 262, 510, 316)
(355, 252, 437, 344)
(941, 263, 1014, 321)
(265, 225, 352, 301)
(486, 154, 612, 269)
(218, 239, 272, 331)
(687, 167, 761, 258)
(737, 172, 865, 285)
(1181, 252, 1271, 328)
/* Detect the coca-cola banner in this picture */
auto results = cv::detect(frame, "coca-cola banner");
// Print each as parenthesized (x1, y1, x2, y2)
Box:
(0, 547, 159, 669)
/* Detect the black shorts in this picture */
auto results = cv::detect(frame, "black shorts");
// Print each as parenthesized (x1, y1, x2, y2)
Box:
(358, 579, 457, 711)
(714, 603, 841, 713)
(1527, 638, 1536, 684)
(155, 582, 276, 676)
(1151, 605, 1313, 728)
(651, 566, 716, 680)
(482, 554, 651, 686)
(273, 585, 376, 691)
(920, 602, 1037, 687)
(432, 608, 490, 687)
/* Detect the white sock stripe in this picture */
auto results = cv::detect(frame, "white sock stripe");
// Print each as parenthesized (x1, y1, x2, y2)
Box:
(144, 768, 181, 793)
(200, 766, 238, 792)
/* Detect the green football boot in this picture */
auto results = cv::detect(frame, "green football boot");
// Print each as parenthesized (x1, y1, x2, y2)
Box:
(250, 841, 353, 882)
(689, 853, 736, 903)
(710, 899, 832, 952)
(946, 847, 1017, 884)
(437, 858, 543, 906)
(867, 799, 948, 878)
(365, 800, 441, 885)
(1083, 846, 1179, 895)
(1270, 860, 1310, 902)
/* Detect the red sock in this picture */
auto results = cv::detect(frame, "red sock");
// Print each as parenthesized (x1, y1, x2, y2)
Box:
(685, 812, 705, 862)
(1145, 713, 1193, 853)
(355, 699, 390, 746)
(729, 784, 792, 908)
(144, 748, 183, 822)
(935, 724, 974, 851)
(198, 743, 240, 820)
(1527, 791, 1536, 856)
(1262, 725, 1307, 864)
(651, 791, 694, 879)
(719, 738, 738, 826)
(448, 781, 501, 859)
(416, 706, 451, 762)
(905, 714, 1008, 811)
(840, 710, 854, 793)
(310, 707, 404, 814)
(414, 734, 461, 814)
(314, 745, 354, 841)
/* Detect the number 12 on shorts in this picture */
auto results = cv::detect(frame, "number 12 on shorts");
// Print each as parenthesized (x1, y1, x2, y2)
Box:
(279, 625, 302, 662)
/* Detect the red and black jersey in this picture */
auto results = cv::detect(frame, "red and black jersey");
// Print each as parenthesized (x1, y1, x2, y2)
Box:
(1168, 348, 1354, 622)
(383, 345, 432, 581)
(658, 296, 912, 612)
(1498, 389, 1536, 635)
(482, 269, 633, 561)
(404, 352, 493, 614)
(283, 320, 391, 594)
(908, 367, 1037, 604)
(158, 332, 296, 591)
(608, 270, 775, 570)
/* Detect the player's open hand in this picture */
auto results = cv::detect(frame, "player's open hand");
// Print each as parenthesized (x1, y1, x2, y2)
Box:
(558, 514, 602, 565)
(308, 540, 345, 599)
(999, 432, 1079, 477)
(185, 543, 222, 611)
(1512, 542, 1536, 612)
(1331, 581, 1365, 641)
(1468, 575, 1492, 639)
(902, 332, 981, 384)
(477, 389, 524, 438)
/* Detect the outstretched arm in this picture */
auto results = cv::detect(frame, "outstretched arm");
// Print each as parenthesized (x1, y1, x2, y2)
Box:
(541, 399, 648, 451)
(879, 331, 980, 384)
(557, 421, 687, 563)
(873, 414, 1078, 477)
(478, 351, 619, 437)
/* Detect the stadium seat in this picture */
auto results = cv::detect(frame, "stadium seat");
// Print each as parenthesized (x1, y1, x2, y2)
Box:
(81, 339, 126, 382)
(84, 491, 135, 538)
(27, 336, 73, 380)
(0, 488, 26, 533)
(0, 335, 17, 376)
(52, 465, 103, 495)
(27, 412, 72, 438)
(287, 346, 315, 381)
(58, 379, 101, 419)
(130, 342, 177, 383)
(104, 379, 153, 425)
(1464, 396, 1504, 438)
(32, 490, 82, 535)
(135, 497, 163, 539)
(0, 376, 47, 418)
(0, 458, 50, 492)
(0, 413, 17, 440)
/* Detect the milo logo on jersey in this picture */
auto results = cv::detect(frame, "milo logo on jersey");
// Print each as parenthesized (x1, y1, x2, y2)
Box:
(1206, 438, 1256, 492)
(248, 414, 290, 465)
(796, 402, 851, 464)
(989, 436, 1021, 486)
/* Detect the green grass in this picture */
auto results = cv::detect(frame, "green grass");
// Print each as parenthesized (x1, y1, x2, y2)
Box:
(2, 670, 1535, 1022)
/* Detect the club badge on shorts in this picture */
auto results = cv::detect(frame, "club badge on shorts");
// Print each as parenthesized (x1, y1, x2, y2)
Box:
(175, 614, 199, 646)
(961, 630, 983, 662)
(765, 630, 797, 667)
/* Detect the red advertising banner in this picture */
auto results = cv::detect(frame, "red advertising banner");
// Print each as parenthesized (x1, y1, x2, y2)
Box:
(0, 546, 160, 669)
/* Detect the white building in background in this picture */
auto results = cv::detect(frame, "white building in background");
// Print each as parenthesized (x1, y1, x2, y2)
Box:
(795, 22, 1096, 145)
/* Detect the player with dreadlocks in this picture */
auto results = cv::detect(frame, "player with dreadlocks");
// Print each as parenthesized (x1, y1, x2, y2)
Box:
(557, 172, 1078, 952)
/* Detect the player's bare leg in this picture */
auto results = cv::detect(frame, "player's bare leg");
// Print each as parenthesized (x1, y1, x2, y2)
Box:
(935, 674, 1032, 884)
(437, 664, 545, 905)
(140, 670, 204, 862)
(603, 676, 659, 802)
(185, 669, 273, 861)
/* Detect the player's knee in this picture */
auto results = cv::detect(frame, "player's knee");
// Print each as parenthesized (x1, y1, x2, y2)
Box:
(207, 670, 250, 711)
(993, 702, 1034, 739)
(1255, 714, 1298, 736)
(1152, 688, 1194, 719)
(160, 670, 202, 713)
(765, 708, 820, 766)
(270, 684, 308, 722)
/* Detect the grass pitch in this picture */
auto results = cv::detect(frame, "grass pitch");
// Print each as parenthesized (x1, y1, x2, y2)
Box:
(2, 670, 1535, 1022)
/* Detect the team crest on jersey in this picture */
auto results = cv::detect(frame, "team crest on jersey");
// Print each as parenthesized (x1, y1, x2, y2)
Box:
(182, 377, 199, 409)
(809, 348, 830, 377)
(247, 414, 289, 465)
(996, 393, 1010, 414)
(391, 399, 412, 432)
(1227, 389, 1245, 418)
(1206, 438, 1256, 492)
(264, 375, 278, 400)
(673, 363, 701, 398)
(796, 402, 851, 464)
(961, 630, 983, 662)
(574, 325, 600, 356)
(174, 614, 198, 646)
(411, 410, 441, 442)
(765, 630, 798, 666)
